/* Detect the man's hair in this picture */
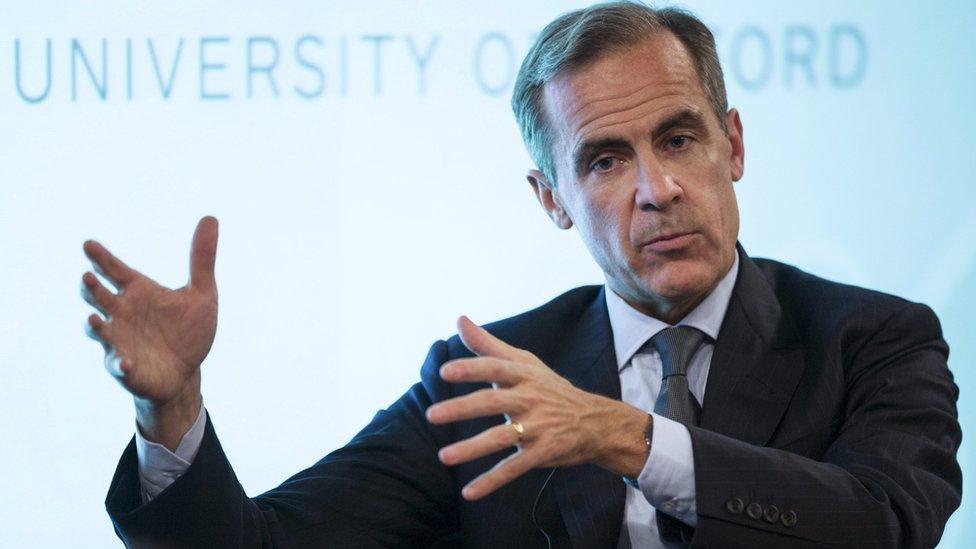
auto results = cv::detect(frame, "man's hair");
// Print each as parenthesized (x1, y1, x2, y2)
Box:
(511, 1, 728, 186)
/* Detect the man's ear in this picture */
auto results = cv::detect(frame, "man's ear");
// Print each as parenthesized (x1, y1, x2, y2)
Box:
(726, 108, 745, 182)
(527, 169, 573, 229)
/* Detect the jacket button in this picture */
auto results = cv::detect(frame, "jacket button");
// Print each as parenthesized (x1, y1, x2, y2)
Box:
(763, 505, 780, 523)
(725, 497, 745, 514)
(746, 502, 763, 520)
(781, 510, 798, 528)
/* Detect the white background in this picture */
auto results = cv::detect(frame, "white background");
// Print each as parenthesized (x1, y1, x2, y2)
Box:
(1, 1, 974, 546)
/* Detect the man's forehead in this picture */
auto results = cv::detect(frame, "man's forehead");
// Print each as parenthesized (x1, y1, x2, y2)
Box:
(542, 33, 703, 142)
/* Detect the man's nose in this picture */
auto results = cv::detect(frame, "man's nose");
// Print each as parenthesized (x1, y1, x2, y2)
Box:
(635, 154, 682, 212)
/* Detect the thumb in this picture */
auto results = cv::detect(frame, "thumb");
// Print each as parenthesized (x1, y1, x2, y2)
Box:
(457, 315, 525, 361)
(189, 216, 219, 291)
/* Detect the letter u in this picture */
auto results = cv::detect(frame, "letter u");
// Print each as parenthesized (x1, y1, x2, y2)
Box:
(15, 39, 53, 103)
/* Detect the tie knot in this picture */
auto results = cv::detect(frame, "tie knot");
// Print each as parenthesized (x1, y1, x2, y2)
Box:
(647, 326, 705, 378)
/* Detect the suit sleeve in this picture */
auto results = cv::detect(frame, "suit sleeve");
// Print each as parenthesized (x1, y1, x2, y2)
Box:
(105, 340, 461, 548)
(688, 302, 962, 548)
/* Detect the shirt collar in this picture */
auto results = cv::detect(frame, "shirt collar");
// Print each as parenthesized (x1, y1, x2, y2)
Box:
(605, 249, 740, 371)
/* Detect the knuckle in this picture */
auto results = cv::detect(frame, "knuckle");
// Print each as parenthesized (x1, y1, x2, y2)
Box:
(511, 399, 529, 415)
(509, 459, 531, 478)
(504, 426, 520, 445)
(487, 360, 505, 378)
(481, 477, 500, 492)
(485, 389, 502, 407)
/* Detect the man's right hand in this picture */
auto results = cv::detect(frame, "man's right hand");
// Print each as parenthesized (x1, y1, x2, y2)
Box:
(81, 216, 219, 451)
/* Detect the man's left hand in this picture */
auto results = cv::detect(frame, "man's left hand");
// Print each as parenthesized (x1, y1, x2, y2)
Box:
(426, 316, 651, 501)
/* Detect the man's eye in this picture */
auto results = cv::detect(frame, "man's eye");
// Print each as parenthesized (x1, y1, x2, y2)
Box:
(591, 157, 618, 172)
(667, 135, 690, 150)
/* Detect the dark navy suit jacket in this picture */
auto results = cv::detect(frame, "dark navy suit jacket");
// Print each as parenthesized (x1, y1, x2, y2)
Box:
(105, 248, 962, 548)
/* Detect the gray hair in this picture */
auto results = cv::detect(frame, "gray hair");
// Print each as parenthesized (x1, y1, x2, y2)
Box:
(511, 1, 728, 185)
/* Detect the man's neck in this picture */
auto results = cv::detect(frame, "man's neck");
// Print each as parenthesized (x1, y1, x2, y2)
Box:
(611, 250, 739, 325)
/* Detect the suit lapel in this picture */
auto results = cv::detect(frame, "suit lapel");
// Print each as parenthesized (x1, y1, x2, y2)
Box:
(700, 245, 805, 445)
(548, 287, 627, 549)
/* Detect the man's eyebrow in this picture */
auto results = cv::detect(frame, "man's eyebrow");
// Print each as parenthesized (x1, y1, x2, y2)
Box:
(572, 137, 633, 176)
(651, 109, 710, 140)
(570, 110, 712, 176)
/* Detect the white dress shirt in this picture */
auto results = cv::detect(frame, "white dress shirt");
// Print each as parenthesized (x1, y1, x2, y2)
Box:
(137, 251, 740, 547)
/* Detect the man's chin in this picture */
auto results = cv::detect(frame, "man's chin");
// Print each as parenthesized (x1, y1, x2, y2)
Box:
(636, 262, 716, 303)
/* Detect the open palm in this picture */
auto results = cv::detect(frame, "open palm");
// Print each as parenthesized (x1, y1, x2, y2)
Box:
(82, 217, 219, 406)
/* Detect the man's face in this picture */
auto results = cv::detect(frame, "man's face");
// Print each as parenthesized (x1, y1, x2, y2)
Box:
(530, 32, 744, 320)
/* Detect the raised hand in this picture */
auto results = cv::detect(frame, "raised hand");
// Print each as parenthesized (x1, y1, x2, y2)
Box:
(81, 216, 219, 449)
(426, 316, 651, 500)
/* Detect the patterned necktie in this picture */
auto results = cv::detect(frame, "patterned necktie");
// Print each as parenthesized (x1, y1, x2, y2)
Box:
(648, 326, 705, 427)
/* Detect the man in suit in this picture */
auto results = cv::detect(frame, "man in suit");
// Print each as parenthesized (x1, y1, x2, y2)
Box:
(82, 2, 961, 547)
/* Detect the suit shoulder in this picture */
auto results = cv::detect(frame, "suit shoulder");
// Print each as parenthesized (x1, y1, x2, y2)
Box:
(752, 257, 942, 346)
(753, 257, 908, 310)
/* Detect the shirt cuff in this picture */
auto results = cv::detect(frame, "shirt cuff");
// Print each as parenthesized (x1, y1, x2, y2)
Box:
(135, 402, 207, 503)
(637, 413, 698, 526)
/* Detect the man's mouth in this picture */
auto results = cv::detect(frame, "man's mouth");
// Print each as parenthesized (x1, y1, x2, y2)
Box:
(642, 232, 697, 252)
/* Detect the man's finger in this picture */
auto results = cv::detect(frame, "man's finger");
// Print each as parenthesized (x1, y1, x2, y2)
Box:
(438, 422, 523, 466)
(426, 387, 523, 424)
(81, 271, 118, 315)
(457, 315, 530, 361)
(82, 240, 135, 289)
(439, 357, 527, 386)
(189, 216, 219, 292)
(85, 314, 111, 352)
(461, 448, 538, 501)
(85, 313, 104, 340)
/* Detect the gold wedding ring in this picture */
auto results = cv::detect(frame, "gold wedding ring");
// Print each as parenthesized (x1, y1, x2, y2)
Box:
(507, 419, 525, 444)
